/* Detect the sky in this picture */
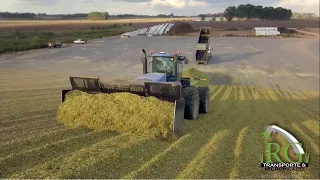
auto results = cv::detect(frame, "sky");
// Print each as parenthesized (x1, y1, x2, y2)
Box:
(1, 0, 319, 16)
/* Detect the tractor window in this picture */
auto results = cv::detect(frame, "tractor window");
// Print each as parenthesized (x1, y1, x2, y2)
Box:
(152, 56, 176, 77)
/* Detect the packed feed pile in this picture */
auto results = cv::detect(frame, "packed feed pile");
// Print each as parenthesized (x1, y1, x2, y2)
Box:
(57, 90, 175, 138)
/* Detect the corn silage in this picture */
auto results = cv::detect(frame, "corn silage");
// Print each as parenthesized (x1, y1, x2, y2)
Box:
(57, 90, 175, 138)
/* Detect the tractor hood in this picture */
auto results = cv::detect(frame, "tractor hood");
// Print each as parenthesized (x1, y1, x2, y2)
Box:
(135, 73, 166, 82)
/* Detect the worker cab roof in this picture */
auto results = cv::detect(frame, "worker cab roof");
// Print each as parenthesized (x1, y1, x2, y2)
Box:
(152, 53, 174, 57)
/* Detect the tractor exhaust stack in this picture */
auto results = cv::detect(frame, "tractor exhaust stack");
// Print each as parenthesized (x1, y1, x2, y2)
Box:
(142, 49, 148, 74)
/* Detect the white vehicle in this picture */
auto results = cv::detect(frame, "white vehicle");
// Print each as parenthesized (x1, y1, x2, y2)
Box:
(120, 34, 130, 38)
(73, 39, 86, 44)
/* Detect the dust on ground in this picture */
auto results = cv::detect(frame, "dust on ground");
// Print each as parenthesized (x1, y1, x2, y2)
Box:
(0, 35, 318, 92)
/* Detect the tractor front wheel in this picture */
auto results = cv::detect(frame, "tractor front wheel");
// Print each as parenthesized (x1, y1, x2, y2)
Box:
(198, 87, 210, 113)
(183, 86, 200, 120)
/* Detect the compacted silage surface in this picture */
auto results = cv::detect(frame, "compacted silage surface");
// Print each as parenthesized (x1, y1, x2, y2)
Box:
(0, 73, 319, 179)
(57, 90, 175, 139)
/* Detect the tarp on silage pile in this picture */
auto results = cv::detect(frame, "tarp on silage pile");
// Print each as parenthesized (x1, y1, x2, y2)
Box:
(57, 90, 175, 139)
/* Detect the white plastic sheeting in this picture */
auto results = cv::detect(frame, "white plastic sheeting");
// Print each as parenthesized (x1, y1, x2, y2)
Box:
(153, 23, 167, 35)
(157, 23, 170, 35)
(254, 27, 280, 36)
(138, 28, 148, 35)
(121, 22, 175, 37)
(164, 23, 174, 34)
(147, 25, 161, 35)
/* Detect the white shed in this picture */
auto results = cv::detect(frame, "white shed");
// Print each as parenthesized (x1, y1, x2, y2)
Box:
(254, 27, 280, 36)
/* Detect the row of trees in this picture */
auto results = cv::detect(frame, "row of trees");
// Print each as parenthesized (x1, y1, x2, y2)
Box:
(224, 4, 293, 21)
(0, 12, 36, 19)
(292, 12, 317, 19)
(197, 13, 223, 18)
(0, 12, 90, 20)
(0, 11, 185, 20)
(87, 12, 109, 20)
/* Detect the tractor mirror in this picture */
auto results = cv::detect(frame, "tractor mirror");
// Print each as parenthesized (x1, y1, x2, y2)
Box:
(177, 56, 186, 61)
(185, 57, 188, 64)
(142, 49, 146, 54)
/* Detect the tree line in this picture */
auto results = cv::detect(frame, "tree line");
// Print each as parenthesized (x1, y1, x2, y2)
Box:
(0, 12, 36, 19)
(87, 12, 109, 20)
(197, 13, 224, 17)
(223, 4, 293, 21)
(0, 12, 187, 20)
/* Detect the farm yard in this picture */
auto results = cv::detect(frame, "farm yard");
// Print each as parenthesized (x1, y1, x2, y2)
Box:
(0, 19, 319, 179)
(1, 19, 319, 54)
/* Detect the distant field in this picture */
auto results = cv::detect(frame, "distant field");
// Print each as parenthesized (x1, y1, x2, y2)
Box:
(0, 18, 193, 25)
(1, 18, 319, 32)
(0, 25, 132, 53)
(0, 18, 192, 31)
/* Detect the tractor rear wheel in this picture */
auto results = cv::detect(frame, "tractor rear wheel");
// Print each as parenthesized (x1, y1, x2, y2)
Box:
(183, 86, 200, 120)
(198, 87, 210, 113)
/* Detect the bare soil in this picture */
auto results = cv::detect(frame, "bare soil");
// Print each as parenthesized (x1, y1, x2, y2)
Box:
(188, 19, 320, 30)
(177, 28, 318, 38)
(167, 22, 197, 35)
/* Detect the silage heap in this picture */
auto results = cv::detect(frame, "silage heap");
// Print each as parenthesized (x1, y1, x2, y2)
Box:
(57, 90, 175, 139)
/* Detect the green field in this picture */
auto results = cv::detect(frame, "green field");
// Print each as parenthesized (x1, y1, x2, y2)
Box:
(0, 82, 319, 178)
(0, 25, 132, 54)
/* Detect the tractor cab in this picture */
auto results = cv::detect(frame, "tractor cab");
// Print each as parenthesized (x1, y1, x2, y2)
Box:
(137, 49, 188, 82)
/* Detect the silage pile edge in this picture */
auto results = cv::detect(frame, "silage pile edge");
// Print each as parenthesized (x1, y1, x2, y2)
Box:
(57, 90, 175, 139)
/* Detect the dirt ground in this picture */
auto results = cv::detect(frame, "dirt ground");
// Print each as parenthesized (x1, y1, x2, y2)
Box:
(179, 28, 319, 38)
(0, 36, 318, 92)
(296, 28, 320, 37)
(188, 19, 320, 30)
(183, 29, 254, 37)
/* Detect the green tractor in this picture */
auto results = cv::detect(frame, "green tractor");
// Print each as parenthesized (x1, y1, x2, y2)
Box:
(61, 49, 210, 132)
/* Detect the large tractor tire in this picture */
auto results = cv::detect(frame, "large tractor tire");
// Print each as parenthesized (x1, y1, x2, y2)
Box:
(182, 86, 200, 120)
(198, 87, 210, 113)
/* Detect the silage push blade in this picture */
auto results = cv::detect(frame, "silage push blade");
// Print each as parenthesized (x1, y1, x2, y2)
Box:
(61, 76, 102, 103)
(173, 98, 185, 132)
(69, 76, 101, 93)
(61, 89, 71, 103)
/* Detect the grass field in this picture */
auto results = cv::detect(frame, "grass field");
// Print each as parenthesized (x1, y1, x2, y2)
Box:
(0, 17, 192, 54)
(0, 25, 132, 54)
(0, 83, 319, 178)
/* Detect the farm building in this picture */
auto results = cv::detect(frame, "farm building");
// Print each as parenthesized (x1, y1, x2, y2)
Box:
(253, 27, 280, 36)
(193, 17, 213, 21)
(214, 17, 227, 21)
